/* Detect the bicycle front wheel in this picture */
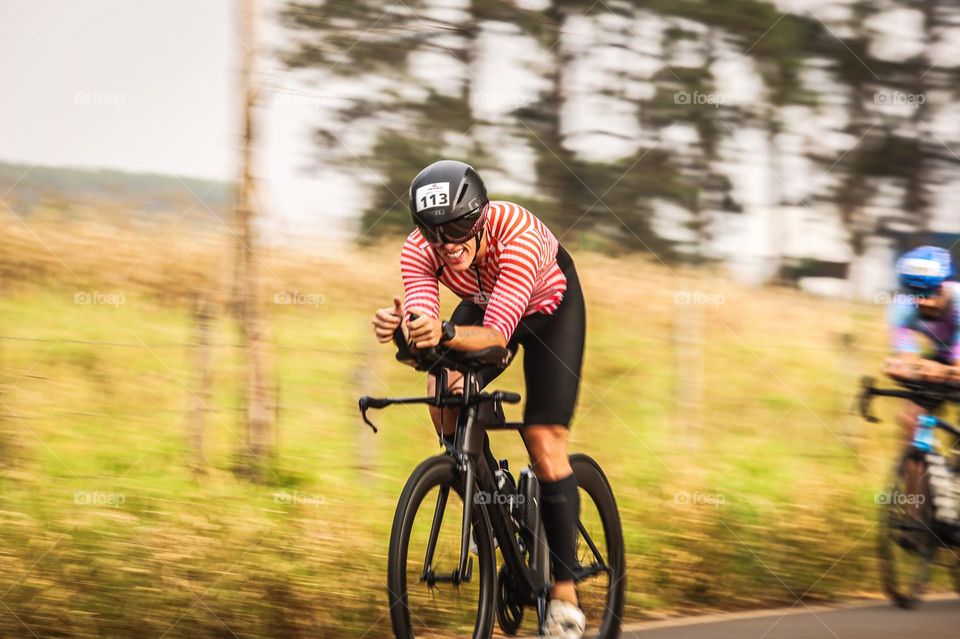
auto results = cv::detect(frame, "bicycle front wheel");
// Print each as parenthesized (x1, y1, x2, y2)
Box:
(571, 453, 626, 638)
(878, 450, 936, 609)
(387, 455, 496, 638)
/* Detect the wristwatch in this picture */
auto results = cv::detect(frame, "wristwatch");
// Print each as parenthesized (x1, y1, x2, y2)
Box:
(440, 321, 457, 344)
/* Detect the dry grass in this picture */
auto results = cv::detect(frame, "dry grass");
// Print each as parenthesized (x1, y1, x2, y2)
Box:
(0, 212, 921, 637)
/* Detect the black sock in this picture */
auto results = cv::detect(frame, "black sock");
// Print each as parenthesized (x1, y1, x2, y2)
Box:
(539, 473, 580, 582)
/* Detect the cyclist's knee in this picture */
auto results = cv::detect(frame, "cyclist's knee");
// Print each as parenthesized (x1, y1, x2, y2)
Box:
(428, 405, 457, 436)
(897, 403, 922, 439)
(427, 371, 462, 436)
(523, 425, 571, 480)
(426, 370, 464, 397)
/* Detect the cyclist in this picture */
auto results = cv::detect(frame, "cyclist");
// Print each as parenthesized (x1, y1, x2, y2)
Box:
(884, 245, 960, 392)
(884, 246, 960, 522)
(372, 160, 587, 638)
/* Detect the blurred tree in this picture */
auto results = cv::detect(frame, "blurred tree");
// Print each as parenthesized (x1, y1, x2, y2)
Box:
(476, 1, 695, 254)
(281, 0, 486, 238)
(279, 0, 960, 266)
(822, 0, 960, 265)
(235, 0, 276, 480)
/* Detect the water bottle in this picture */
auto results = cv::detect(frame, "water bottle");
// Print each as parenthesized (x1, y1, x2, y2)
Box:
(914, 414, 937, 452)
(517, 467, 540, 543)
(494, 459, 516, 506)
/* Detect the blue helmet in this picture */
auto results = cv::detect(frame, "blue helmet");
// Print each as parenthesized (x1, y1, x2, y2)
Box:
(896, 245, 954, 291)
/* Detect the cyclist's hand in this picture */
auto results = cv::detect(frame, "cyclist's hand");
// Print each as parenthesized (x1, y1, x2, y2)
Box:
(884, 355, 918, 380)
(947, 366, 960, 385)
(918, 359, 948, 383)
(372, 296, 403, 343)
(407, 314, 442, 349)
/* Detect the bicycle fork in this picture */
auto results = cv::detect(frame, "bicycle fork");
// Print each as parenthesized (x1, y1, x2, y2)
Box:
(419, 463, 476, 587)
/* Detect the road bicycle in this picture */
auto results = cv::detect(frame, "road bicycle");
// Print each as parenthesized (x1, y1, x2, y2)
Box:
(858, 375, 960, 608)
(359, 323, 625, 637)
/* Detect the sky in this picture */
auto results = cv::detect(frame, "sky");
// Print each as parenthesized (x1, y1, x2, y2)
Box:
(0, 0, 357, 237)
(1, 1, 234, 177)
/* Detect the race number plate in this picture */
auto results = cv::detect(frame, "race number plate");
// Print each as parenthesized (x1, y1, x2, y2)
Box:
(415, 182, 450, 212)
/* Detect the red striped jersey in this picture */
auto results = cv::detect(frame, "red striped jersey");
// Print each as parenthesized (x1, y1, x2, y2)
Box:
(400, 201, 567, 341)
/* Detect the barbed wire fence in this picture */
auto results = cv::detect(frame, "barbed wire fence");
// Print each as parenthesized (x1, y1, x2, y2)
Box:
(0, 306, 895, 471)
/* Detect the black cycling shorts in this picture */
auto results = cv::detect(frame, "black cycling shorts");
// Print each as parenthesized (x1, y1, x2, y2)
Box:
(450, 245, 585, 427)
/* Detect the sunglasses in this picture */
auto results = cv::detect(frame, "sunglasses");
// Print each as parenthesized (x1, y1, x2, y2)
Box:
(905, 285, 943, 301)
(417, 207, 485, 246)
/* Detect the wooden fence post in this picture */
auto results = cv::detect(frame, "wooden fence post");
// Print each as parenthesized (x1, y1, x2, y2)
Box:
(675, 295, 704, 449)
(354, 340, 378, 473)
(839, 331, 862, 456)
(188, 293, 213, 474)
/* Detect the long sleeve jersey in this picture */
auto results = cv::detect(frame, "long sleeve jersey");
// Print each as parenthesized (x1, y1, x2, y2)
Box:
(400, 201, 567, 341)
(889, 281, 960, 364)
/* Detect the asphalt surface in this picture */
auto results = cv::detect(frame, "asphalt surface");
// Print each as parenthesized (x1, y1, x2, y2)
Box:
(617, 596, 960, 639)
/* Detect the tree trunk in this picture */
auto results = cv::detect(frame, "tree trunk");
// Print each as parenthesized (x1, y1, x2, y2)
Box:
(234, 0, 274, 480)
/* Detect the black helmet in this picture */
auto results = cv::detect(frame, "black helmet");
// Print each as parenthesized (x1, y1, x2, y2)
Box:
(409, 160, 489, 245)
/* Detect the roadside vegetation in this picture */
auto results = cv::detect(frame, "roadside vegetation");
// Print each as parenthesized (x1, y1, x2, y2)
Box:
(0, 218, 936, 637)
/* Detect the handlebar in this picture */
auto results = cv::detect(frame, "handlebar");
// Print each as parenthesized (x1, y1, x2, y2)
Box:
(857, 375, 960, 437)
(359, 314, 518, 432)
(391, 314, 511, 374)
(358, 389, 521, 433)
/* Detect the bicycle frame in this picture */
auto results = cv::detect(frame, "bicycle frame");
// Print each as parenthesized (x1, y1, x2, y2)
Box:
(360, 334, 612, 629)
(422, 367, 551, 601)
(859, 376, 960, 536)
(360, 366, 610, 598)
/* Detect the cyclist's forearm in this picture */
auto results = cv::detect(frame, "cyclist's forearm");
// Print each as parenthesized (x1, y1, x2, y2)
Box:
(447, 325, 506, 351)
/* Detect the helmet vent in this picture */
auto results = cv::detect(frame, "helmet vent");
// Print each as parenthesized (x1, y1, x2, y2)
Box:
(454, 180, 469, 207)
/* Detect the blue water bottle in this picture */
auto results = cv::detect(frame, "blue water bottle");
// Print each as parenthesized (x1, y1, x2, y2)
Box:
(914, 414, 937, 452)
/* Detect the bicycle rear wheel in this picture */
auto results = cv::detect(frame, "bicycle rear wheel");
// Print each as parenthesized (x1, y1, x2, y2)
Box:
(388, 455, 496, 638)
(570, 453, 625, 637)
(878, 450, 936, 608)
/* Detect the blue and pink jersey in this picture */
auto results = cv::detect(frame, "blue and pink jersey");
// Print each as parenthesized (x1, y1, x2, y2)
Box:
(889, 281, 960, 364)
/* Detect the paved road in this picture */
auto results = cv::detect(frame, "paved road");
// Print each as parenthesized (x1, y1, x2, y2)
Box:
(617, 596, 960, 639)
